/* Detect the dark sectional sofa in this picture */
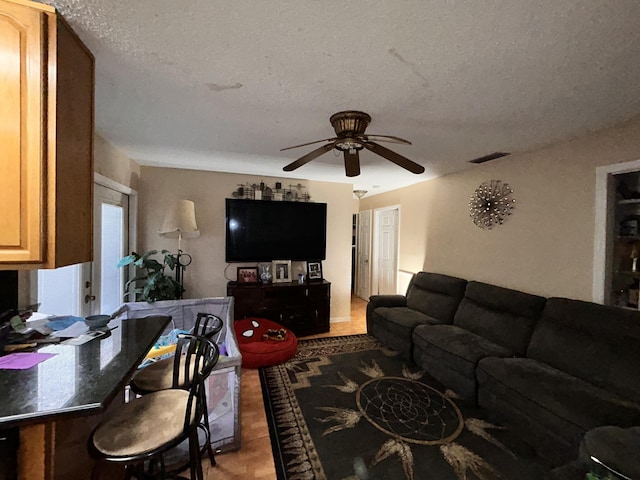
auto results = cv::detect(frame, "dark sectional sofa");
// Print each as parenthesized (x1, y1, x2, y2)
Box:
(367, 272, 640, 470)
(366, 272, 467, 359)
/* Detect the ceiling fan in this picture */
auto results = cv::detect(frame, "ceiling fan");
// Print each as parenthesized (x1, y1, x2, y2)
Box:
(281, 111, 425, 177)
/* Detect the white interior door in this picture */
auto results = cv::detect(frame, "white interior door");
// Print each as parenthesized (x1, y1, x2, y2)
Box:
(36, 182, 130, 317)
(356, 210, 372, 300)
(373, 207, 399, 295)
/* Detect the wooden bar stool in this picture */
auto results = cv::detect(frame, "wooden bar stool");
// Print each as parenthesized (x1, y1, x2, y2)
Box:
(130, 313, 224, 465)
(89, 334, 219, 480)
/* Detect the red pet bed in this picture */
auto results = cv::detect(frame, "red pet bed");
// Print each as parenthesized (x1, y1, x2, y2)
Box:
(234, 318, 298, 368)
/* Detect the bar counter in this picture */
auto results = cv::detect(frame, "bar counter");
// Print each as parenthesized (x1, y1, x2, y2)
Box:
(0, 314, 171, 480)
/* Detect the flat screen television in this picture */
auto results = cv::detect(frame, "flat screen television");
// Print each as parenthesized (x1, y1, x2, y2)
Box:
(225, 199, 327, 262)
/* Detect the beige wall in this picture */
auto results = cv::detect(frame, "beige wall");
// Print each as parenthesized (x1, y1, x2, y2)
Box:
(307, 180, 355, 320)
(137, 167, 353, 320)
(360, 116, 640, 301)
(94, 134, 141, 189)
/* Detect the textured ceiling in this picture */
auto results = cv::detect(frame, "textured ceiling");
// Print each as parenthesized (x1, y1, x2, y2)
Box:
(43, 0, 640, 195)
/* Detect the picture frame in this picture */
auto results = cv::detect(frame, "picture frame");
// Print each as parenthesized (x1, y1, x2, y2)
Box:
(272, 260, 292, 283)
(237, 266, 259, 284)
(307, 261, 323, 281)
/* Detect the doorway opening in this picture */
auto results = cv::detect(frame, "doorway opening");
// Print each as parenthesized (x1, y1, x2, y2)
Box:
(354, 206, 400, 301)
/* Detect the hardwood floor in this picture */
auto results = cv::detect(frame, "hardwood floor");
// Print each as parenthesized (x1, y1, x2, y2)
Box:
(203, 296, 368, 479)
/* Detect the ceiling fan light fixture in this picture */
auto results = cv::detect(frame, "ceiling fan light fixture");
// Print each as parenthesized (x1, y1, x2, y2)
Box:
(335, 138, 364, 152)
(353, 190, 367, 199)
(330, 111, 371, 136)
(281, 110, 424, 177)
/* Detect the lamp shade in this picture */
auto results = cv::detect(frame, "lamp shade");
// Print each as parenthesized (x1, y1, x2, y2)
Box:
(159, 199, 200, 239)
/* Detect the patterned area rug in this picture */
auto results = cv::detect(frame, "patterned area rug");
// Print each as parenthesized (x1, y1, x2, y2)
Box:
(259, 334, 548, 480)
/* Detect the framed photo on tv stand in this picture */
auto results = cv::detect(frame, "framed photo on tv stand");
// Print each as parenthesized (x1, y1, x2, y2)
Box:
(237, 266, 259, 284)
(272, 260, 292, 283)
(307, 261, 323, 282)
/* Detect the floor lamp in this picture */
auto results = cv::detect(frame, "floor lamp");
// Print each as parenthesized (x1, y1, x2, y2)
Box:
(159, 199, 200, 298)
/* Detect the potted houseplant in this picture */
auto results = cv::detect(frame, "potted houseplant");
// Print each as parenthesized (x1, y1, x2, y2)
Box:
(118, 250, 183, 302)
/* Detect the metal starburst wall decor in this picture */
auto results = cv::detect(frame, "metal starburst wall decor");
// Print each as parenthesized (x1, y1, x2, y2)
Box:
(469, 180, 515, 229)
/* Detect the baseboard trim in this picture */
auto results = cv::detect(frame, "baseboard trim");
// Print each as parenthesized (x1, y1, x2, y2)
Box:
(330, 316, 351, 323)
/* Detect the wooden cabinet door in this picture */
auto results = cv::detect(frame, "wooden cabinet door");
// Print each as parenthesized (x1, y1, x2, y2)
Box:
(0, 2, 45, 263)
(0, 0, 94, 269)
(48, 16, 94, 267)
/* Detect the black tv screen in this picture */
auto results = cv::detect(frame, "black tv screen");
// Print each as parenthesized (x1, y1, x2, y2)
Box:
(225, 199, 327, 262)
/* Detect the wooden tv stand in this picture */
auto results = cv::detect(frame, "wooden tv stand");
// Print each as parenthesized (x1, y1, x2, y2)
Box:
(227, 280, 331, 337)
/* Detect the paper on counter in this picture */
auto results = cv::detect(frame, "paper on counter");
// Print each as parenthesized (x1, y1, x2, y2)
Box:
(62, 330, 106, 346)
(0, 352, 57, 370)
(50, 321, 88, 338)
(26, 314, 54, 335)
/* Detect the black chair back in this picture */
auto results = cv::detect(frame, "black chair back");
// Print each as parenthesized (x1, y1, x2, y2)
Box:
(172, 335, 220, 436)
(172, 334, 219, 390)
(194, 313, 224, 342)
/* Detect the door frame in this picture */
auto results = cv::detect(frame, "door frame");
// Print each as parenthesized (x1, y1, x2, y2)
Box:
(594, 158, 640, 303)
(94, 173, 138, 255)
(94, 173, 138, 308)
(356, 209, 372, 300)
(371, 205, 400, 296)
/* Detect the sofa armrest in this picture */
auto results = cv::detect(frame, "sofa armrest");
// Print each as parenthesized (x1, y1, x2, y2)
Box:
(369, 294, 408, 309)
(366, 295, 407, 333)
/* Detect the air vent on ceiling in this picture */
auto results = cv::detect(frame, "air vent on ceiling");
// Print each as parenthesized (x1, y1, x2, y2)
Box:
(469, 152, 511, 164)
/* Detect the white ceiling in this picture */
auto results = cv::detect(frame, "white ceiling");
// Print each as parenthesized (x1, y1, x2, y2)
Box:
(44, 0, 640, 196)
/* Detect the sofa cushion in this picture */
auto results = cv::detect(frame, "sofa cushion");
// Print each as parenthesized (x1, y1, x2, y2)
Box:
(369, 307, 439, 358)
(405, 272, 467, 323)
(453, 281, 546, 355)
(477, 357, 640, 441)
(527, 297, 640, 404)
(413, 325, 512, 376)
(412, 324, 511, 400)
(373, 307, 442, 333)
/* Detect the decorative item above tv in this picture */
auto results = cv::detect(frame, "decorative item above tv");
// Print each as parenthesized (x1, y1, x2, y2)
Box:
(231, 181, 310, 202)
(225, 199, 327, 262)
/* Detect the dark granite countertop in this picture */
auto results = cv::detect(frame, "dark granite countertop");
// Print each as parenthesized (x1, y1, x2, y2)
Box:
(0, 314, 170, 427)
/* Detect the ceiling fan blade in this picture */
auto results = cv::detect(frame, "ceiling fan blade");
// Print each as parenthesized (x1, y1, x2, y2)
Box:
(344, 151, 360, 177)
(363, 142, 425, 174)
(283, 142, 336, 171)
(360, 134, 412, 145)
(280, 137, 338, 151)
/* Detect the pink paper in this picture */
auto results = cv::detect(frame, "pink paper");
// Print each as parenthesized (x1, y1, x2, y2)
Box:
(0, 352, 57, 370)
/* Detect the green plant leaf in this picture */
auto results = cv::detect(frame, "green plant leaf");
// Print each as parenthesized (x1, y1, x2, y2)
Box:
(117, 254, 139, 268)
(165, 254, 177, 270)
(144, 259, 163, 273)
(120, 249, 183, 303)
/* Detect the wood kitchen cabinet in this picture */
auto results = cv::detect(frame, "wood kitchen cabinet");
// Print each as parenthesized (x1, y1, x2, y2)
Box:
(227, 280, 331, 337)
(0, 0, 94, 269)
